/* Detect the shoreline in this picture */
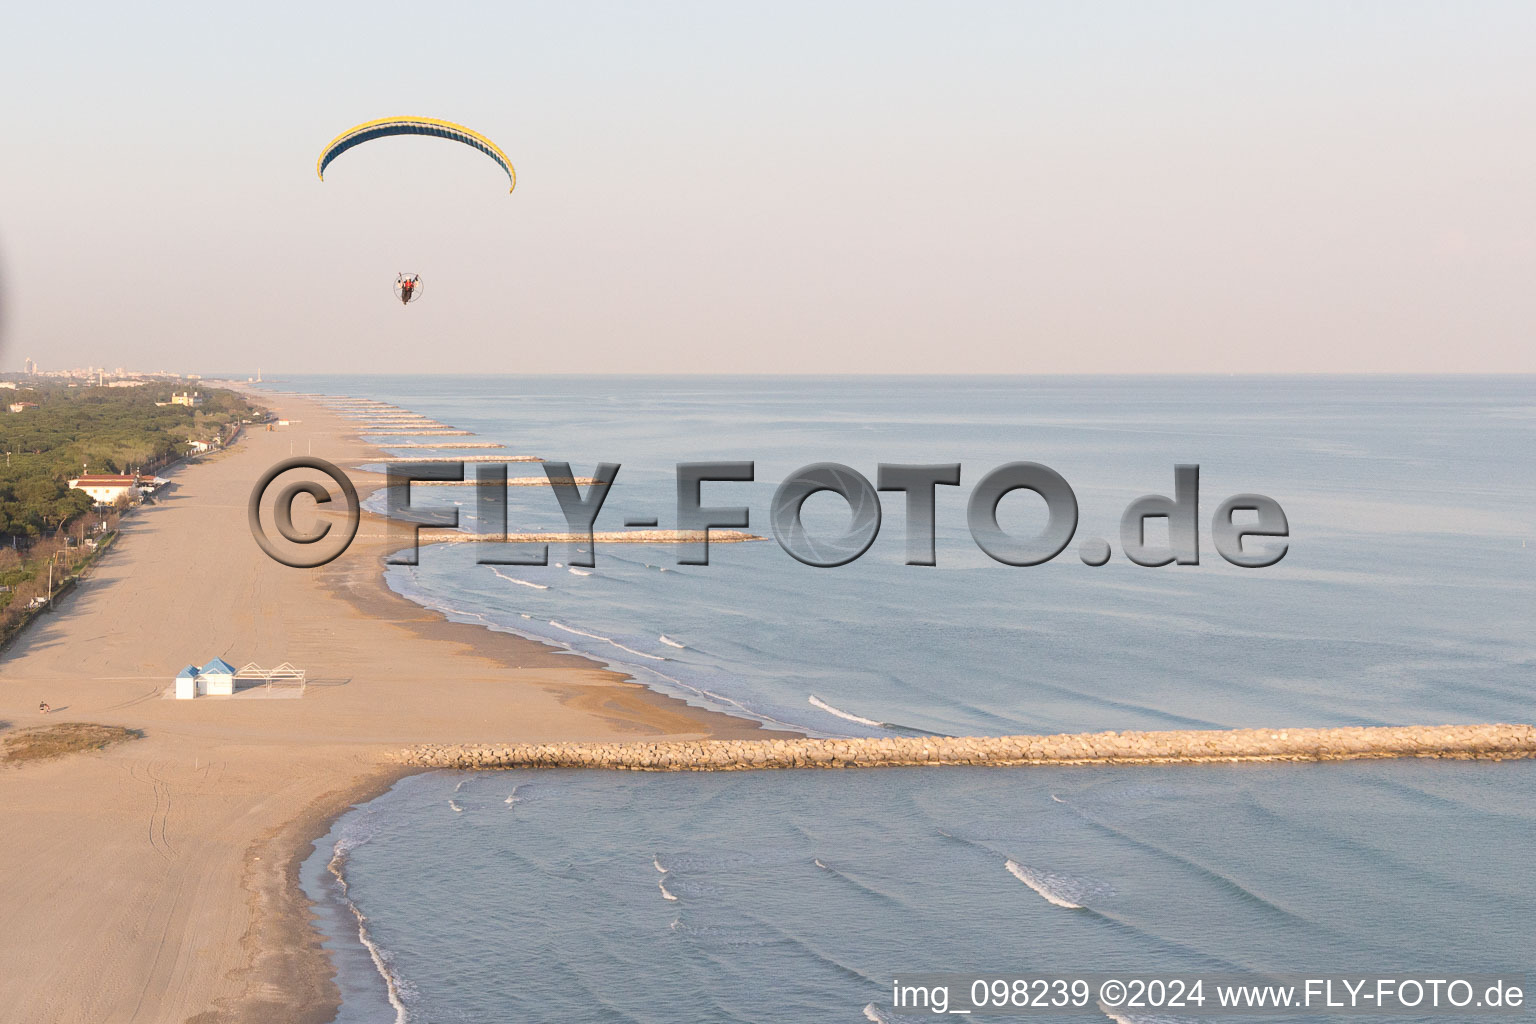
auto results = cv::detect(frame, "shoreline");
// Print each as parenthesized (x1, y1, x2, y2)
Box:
(223, 765, 415, 1024)
(0, 386, 793, 1024)
(4, 384, 1527, 1023)
(308, 404, 795, 744)
(235, 389, 800, 1024)
(235, 388, 808, 1024)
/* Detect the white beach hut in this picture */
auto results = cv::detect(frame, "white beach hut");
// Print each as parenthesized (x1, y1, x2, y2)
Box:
(174, 665, 200, 700)
(200, 657, 237, 696)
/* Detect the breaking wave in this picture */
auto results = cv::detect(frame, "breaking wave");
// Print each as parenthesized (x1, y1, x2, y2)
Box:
(808, 695, 882, 727)
(1100, 1009, 1198, 1024)
(1005, 859, 1087, 909)
(808, 696, 944, 736)
(547, 620, 668, 661)
(327, 838, 411, 1023)
(488, 567, 548, 590)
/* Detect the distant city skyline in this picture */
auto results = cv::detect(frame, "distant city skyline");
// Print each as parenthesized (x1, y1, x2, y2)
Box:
(4, 1, 1534, 374)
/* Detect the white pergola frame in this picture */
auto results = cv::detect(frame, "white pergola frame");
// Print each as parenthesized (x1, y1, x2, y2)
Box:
(234, 661, 308, 690)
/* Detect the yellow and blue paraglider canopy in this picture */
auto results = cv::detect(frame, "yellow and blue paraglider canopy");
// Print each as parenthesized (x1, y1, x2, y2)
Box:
(316, 117, 516, 192)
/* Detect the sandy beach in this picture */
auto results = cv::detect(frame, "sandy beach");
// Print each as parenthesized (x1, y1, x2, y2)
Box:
(0, 392, 778, 1024)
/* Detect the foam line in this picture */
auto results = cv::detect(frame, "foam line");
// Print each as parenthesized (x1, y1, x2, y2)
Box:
(547, 620, 668, 661)
(327, 842, 411, 1024)
(488, 568, 549, 590)
(808, 695, 882, 728)
(1005, 859, 1083, 909)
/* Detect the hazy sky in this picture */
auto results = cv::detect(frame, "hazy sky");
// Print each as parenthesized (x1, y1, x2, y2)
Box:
(3, 1, 1533, 374)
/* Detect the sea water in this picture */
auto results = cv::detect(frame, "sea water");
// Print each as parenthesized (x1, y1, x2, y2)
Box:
(276, 376, 1534, 1023)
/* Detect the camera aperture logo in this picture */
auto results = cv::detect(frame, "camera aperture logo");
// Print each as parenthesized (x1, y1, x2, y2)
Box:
(249, 459, 1287, 571)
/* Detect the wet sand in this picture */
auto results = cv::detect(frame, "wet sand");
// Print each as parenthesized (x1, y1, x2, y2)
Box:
(0, 391, 781, 1024)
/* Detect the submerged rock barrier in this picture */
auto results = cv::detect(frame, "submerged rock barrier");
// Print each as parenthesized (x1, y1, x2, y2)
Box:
(420, 529, 763, 545)
(374, 454, 543, 463)
(396, 723, 1536, 772)
(377, 441, 507, 449)
(402, 477, 601, 487)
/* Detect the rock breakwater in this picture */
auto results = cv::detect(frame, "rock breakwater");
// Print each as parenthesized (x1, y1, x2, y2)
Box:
(395, 723, 1536, 771)
(420, 529, 763, 546)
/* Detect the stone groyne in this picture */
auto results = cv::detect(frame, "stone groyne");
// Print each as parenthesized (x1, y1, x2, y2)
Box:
(420, 529, 763, 546)
(377, 442, 507, 449)
(375, 454, 543, 463)
(395, 724, 1536, 772)
(403, 477, 601, 487)
(355, 422, 452, 430)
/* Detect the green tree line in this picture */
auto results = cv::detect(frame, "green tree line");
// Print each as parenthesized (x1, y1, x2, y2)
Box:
(0, 383, 257, 538)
